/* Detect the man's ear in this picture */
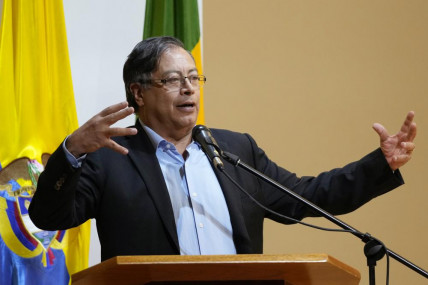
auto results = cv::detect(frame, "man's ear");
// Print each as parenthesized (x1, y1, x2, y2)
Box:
(129, 83, 144, 107)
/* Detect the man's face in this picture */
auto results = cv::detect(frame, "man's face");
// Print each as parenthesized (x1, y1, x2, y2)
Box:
(137, 47, 200, 137)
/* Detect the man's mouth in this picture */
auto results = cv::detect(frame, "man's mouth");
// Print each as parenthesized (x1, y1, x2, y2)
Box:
(177, 102, 195, 108)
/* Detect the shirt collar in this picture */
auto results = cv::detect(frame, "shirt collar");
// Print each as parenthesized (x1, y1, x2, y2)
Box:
(139, 118, 165, 149)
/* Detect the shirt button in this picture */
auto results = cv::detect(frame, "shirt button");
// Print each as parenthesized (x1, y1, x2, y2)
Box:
(192, 193, 197, 197)
(199, 223, 204, 228)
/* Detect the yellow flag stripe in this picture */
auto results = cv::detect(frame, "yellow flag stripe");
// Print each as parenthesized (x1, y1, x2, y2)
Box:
(192, 39, 204, 125)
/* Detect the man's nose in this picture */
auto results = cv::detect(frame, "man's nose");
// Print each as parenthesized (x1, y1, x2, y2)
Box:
(181, 77, 195, 95)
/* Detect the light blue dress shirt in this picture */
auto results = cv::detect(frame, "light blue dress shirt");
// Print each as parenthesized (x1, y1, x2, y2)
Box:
(143, 125, 236, 255)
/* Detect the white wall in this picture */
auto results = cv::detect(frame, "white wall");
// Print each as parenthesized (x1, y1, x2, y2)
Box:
(64, 0, 145, 128)
(63, 0, 146, 266)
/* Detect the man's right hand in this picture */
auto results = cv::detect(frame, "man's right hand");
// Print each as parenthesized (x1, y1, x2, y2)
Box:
(66, 102, 138, 157)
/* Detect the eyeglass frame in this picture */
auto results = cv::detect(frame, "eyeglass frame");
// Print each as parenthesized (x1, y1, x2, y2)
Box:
(140, 75, 206, 90)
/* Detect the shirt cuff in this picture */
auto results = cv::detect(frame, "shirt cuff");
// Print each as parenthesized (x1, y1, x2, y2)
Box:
(62, 136, 87, 168)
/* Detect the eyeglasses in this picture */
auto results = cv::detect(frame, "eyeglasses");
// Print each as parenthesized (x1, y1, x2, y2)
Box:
(143, 75, 206, 91)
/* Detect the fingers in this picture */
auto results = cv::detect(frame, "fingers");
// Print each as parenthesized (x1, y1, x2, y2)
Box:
(401, 142, 416, 153)
(388, 141, 415, 171)
(372, 123, 389, 141)
(401, 111, 417, 142)
(107, 106, 135, 125)
(96, 102, 137, 154)
(403, 111, 415, 127)
(94, 102, 137, 137)
(107, 127, 138, 138)
(88, 126, 137, 155)
(375, 111, 416, 171)
(389, 154, 412, 171)
(99, 101, 129, 117)
(67, 102, 138, 156)
(407, 122, 417, 142)
(107, 140, 131, 155)
(374, 111, 417, 143)
(99, 102, 135, 126)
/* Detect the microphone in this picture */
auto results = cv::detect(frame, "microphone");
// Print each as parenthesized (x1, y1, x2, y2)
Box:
(192, 125, 224, 170)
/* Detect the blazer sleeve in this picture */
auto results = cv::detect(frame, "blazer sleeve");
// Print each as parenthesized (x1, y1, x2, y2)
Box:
(29, 142, 100, 230)
(216, 130, 404, 224)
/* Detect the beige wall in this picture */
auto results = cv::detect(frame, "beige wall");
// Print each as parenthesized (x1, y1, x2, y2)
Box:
(203, 1, 427, 284)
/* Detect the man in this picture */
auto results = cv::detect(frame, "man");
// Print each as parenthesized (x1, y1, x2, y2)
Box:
(29, 36, 417, 261)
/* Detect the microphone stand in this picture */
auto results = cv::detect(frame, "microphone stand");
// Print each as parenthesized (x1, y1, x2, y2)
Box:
(220, 151, 428, 284)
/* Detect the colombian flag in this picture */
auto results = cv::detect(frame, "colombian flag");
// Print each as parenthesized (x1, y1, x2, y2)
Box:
(143, 0, 204, 124)
(0, 0, 90, 283)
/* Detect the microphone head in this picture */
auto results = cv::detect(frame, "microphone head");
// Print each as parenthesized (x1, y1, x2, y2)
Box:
(192, 125, 225, 170)
(192, 125, 207, 141)
(192, 125, 220, 148)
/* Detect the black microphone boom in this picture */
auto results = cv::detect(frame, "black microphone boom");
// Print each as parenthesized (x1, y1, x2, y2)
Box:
(192, 125, 224, 170)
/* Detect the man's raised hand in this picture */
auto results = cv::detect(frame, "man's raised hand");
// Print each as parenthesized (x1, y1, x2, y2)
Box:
(66, 102, 138, 157)
(373, 111, 417, 171)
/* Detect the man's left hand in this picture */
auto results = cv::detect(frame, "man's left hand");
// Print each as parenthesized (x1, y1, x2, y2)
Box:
(373, 111, 417, 171)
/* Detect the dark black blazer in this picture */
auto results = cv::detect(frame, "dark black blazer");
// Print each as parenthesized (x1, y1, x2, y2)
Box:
(29, 122, 403, 261)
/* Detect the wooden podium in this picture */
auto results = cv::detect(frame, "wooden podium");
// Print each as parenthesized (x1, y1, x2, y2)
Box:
(72, 254, 360, 285)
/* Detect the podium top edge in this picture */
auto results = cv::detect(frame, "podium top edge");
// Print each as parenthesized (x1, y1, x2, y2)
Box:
(113, 253, 331, 264)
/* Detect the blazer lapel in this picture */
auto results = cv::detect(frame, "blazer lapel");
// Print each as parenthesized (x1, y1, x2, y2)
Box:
(125, 122, 179, 251)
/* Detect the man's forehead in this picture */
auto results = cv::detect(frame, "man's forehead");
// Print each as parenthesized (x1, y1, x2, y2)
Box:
(156, 48, 197, 75)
